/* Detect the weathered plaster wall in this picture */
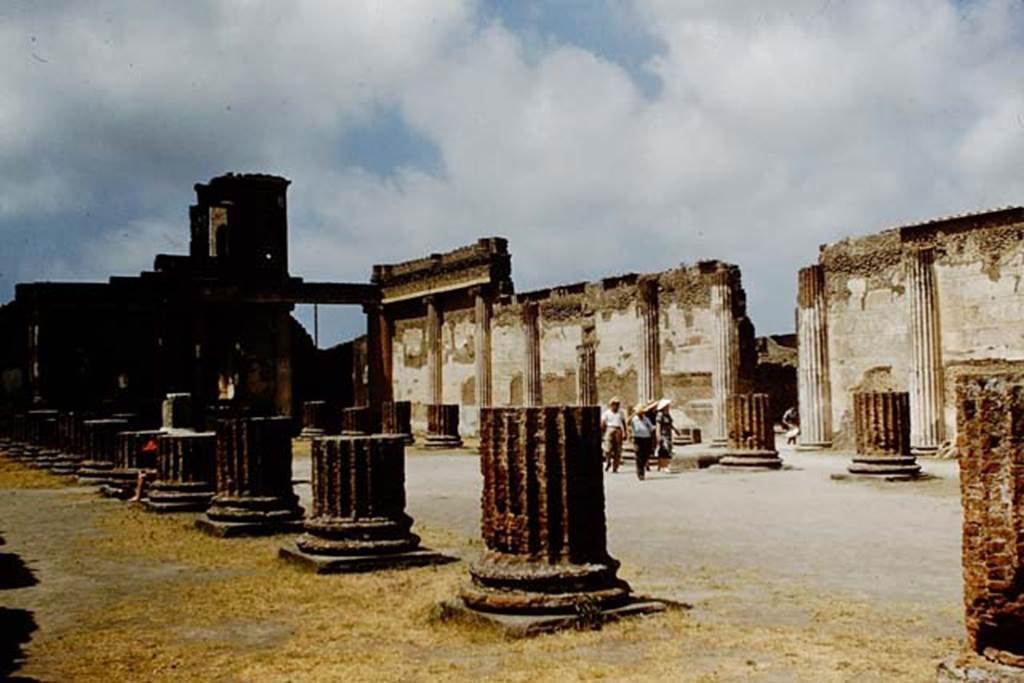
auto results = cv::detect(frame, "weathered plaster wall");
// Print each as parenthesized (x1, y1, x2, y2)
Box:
(820, 211, 1024, 445)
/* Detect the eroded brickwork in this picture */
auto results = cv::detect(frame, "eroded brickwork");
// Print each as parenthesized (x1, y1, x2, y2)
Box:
(146, 431, 216, 512)
(381, 400, 413, 443)
(462, 406, 630, 614)
(77, 418, 129, 482)
(957, 374, 1024, 666)
(296, 435, 419, 556)
(340, 406, 370, 435)
(848, 391, 920, 477)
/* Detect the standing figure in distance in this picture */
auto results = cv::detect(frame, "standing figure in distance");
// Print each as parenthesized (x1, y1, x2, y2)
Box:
(630, 403, 655, 481)
(601, 397, 627, 473)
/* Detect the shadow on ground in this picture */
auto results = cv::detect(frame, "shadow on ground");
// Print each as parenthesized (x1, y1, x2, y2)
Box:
(1, 533, 40, 681)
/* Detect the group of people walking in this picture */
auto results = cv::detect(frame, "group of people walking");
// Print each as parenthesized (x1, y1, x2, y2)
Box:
(600, 397, 682, 481)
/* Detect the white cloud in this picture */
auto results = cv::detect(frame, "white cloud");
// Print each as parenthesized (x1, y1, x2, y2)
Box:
(2, 0, 1023, 337)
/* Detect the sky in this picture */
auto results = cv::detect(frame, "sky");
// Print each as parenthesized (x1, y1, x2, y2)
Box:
(1, 0, 1023, 345)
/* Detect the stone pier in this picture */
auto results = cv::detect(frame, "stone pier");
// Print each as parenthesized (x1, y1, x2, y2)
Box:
(907, 248, 945, 455)
(719, 394, 782, 469)
(637, 279, 661, 404)
(341, 406, 371, 436)
(443, 406, 665, 635)
(161, 393, 193, 431)
(937, 374, 1024, 681)
(77, 418, 130, 484)
(426, 295, 444, 406)
(364, 301, 393, 434)
(50, 412, 85, 475)
(145, 431, 217, 513)
(299, 400, 330, 439)
(27, 409, 60, 469)
(710, 270, 739, 447)
(425, 404, 462, 449)
(381, 400, 414, 445)
(102, 430, 162, 498)
(280, 435, 453, 573)
(474, 288, 493, 409)
(796, 265, 832, 450)
(523, 301, 542, 407)
(196, 416, 304, 536)
(3, 414, 27, 461)
(848, 391, 920, 478)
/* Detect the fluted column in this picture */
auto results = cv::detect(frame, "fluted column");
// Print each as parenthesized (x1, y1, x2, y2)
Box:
(848, 391, 919, 478)
(424, 404, 462, 449)
(198, 416, 304, 536)
(523, 301, 542, 407)
(365, 301, 393, 433)
(796, 265, 832, 449)
(463, 406, 630, 614)
(426, 296, 443, 406)
(637, 280, 661, 404)
(907, 248, 945, 454)
(145, 431, 216, 512)
(474, 289, 493, 408)
(719, 393, 782, 469)
(710, 271, 739, 447)
(381, 400, 414, 445)
(104, 430, 162, 497)
(77, 418, 130, 483)
(576, 341, 597, 406)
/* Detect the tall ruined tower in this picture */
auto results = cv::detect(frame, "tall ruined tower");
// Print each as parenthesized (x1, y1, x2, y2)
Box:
(189, 173, 291, 279)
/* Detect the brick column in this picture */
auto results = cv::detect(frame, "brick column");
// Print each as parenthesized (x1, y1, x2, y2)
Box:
(341, 406, 371, 435)
(424, 404, 462, 449)
(710, 270, 739, 447)
(381, 400, 414, 445)
(27, 409, 59, 469)
(796, 265, 832, 450)
(51, 411, 85, 475)
(950, 374, 1024, 671)
(300, 400, 329, 439)
(365, 301, 393, 433)
(280, 435, 452, 573)
(462, 406, 631, 615)
(104, 430, 162, 498)
(197, 416, 303, 536)
(907, 248, 945, 454)
(637, 279, 661, 404)
(145, 431, 216, 513)
(523, 301, 542, 407)
(77, 418, 130, 484)
(848, 391, 919, 477)
(161, 393, 193, 431)
(719, 393, 782, 469)
(474, 288, 493, 409)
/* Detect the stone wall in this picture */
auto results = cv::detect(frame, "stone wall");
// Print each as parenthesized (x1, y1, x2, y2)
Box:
(816, 207, 1024, 446)
(389, 260, 755, 435)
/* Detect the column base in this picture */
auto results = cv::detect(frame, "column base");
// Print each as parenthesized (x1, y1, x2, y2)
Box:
(49, 453, 83, 475)
(98, 468, 152, 499)
(716, 450, 783, 470)
(709, 438, 728, 449)
(423, 434, 463, 450)
(937, 651, 1024, 682)
(298, 428, 325, 440)
(796, 441, 832, 451)
(911, 445, 940, 456)
(197, 494, 304, 537)
(195, 516, 304, 538)
(434, 596, 669, 638)
(77, 461, 115, 486)
(33, 449, 62, 469)
(143, 481, 215, 513)
(279, 542, 457, 574)
(847, 456, 921, 478)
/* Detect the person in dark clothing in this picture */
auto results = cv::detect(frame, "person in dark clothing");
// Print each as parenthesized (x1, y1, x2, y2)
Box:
(630, 403, 655, 481)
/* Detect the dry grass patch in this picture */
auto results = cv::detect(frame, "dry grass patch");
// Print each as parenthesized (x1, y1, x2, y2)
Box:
(0, 454, 69, 489)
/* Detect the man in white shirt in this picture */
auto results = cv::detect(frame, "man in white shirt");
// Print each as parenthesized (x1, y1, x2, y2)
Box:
(601, 397, 627, 473)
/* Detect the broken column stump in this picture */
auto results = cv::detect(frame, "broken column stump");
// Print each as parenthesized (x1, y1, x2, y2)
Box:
(441, 406, 665, 636)
(196, 416, 304, 537)
(145, 431, 216, 513)
(102, 430, 162, 499)
(280, 435, 453, 573)
(27, 409, 60, 469)
(381, 400, 414, 445)
(299, 400, 330, 439)
(424, 404, 462, 449)
(718, 394, 783, 469)
(340, 406, 371, 436)
(3, 414, 28, 461)
(50, 412, 86, 475)
(161, 393, 193, 431)
(937, 374, 1024, 681)
(848, 391, 920, 479)
(672, 426, 702, 447)
(77, 418, 130, 484)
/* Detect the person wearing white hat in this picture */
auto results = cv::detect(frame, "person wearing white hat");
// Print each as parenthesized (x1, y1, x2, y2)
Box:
(601, 397, 627, 473)
(630, 402, 656, 480)
(654, 398, 681, 472)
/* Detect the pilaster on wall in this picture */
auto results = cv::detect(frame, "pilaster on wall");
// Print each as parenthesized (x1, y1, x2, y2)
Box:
(906, 248, 944, 453)
(796, 265, 832, 449)
(425, 295, 443, 406)
(473, 288, 493, 408)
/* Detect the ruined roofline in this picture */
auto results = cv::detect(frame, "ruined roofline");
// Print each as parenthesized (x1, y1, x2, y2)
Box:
(889, 205, 1022, 237)
(194, 172, 291, 193)
(371, 237, 509, 283)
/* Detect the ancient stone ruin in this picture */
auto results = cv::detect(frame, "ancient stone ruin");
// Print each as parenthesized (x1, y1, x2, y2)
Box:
(196, 416, 303, 536)
(424, 404, 462, 449)
(280, 434, 451, 573)
(299, 400, 330, 439)
(848, 391, 920, 478)
(76, 418, 130, 485)
(938, 373, 1024, 680)
(340, 406, 371, 436)
(718, 393, 782, 469)
(102, 430, 162, 499)
(380, 400, 414, 445)
(145, 431, 217, 513)
(446, 406, 664, 634)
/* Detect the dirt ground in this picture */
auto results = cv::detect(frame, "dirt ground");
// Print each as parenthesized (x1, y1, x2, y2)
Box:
(0, 443, 963, 682)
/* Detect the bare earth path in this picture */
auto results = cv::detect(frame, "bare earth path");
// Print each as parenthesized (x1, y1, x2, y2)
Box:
(1, 444, 963, 681)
